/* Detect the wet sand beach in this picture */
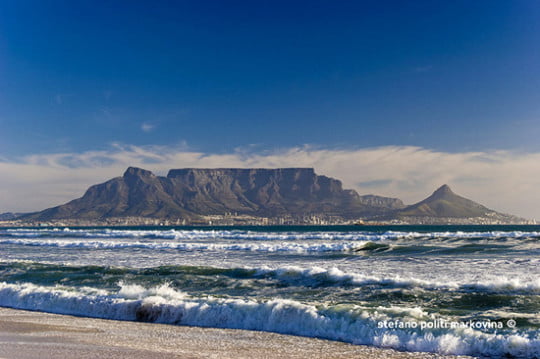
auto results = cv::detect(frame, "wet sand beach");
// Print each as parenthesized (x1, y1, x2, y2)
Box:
(0, 307, 473, 359)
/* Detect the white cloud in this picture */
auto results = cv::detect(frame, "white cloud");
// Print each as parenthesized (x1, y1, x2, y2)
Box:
(0, 145, 539, 219)
(54, 94, 71, 105)
(141, 123, 155, 132)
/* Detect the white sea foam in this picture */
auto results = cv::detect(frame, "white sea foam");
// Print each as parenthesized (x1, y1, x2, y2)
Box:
(117, 281, 188, 301)
(0, 281, 538, 358)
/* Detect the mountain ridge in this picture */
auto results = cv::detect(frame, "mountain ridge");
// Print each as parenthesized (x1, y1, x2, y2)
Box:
(16, 167, 528, 225)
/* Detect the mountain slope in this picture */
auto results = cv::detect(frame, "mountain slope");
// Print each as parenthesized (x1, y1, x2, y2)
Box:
(26, 167, 195, 221)
(393, 184, 526, 224)
(0, 212, 25, 221)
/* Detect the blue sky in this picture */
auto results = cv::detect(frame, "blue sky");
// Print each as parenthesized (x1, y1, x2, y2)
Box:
(1, 1, 540, 217)
(1, 0, 539, 156)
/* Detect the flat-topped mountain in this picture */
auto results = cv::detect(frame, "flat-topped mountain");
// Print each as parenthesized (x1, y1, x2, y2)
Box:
(23, 167, 403, 222)
(394, 184, 523, 224)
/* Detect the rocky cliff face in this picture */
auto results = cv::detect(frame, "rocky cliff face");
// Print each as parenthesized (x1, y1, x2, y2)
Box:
(165, 168, 363, 217)
(25, 167, 402, 221)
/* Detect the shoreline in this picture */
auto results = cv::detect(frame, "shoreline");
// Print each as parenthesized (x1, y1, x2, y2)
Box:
(0, 307, 472, 359)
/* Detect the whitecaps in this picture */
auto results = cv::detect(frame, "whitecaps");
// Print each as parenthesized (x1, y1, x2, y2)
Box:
(3, 227, 540, 241)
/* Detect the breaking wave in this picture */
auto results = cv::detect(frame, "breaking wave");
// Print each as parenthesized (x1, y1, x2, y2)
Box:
(252, 265, 540, 294)
(0, 281, 538, 358)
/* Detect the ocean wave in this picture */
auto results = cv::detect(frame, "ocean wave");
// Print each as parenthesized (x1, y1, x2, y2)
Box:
(3, 261, 539, 294)
(252, 265, 540, 294)
(0, 237, 369, 252)
(1, 236, 538, 257)
(3, 228, 540, 241)
(0, 281, 538, 358)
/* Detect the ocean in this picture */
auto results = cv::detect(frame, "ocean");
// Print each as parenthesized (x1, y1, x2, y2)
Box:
(0, 225, 538, 358)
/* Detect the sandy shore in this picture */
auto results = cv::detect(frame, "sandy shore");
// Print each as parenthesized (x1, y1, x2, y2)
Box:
(0, 307, 473, 359)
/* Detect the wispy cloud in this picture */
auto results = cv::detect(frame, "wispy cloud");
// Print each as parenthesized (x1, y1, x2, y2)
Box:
(103, 90, 113, 101)
(141, 122, 155, 132)
(0, 145, 539, 219)
(100, 107, 113, 118)
(54, 94, 71, 105)
(413, 65, 433, 73)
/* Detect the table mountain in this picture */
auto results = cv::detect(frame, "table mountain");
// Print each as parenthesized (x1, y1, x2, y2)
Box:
(23, 167, 403, 221)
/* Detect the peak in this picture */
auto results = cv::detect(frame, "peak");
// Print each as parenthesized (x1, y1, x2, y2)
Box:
(436, 184, 452, 192)
(431, 184, 454, 198)
(123, 167, 154, 178)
